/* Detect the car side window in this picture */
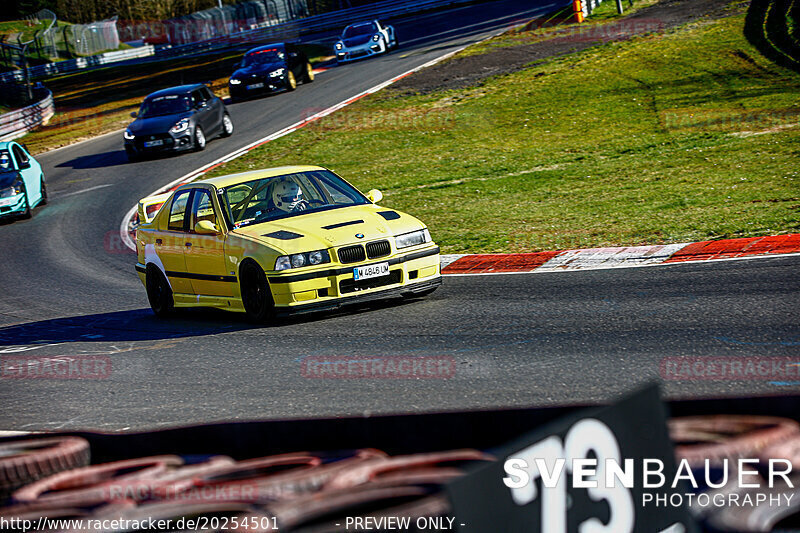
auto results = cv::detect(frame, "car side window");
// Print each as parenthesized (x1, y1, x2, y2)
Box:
(191, 90, 206, 108)
(168, 190, 191, 232)
(190, 189, 217, 231)
(201, 87, 214, 101)
(12, 145, 29, 165)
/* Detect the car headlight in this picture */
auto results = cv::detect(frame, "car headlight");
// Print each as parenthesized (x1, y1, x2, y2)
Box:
(229, 78, 242, 85)
(335, 42, 343, 50)
(395, 228, 431, 249)
(275, 250, 331, 271)
(269, 68, 285, 78)
(123, 129, 135, 140)
(170, 118, 190, 134)
(0, 186, 17, 198)
(372, 34, 381, 42)
(12, 178, 24, 196)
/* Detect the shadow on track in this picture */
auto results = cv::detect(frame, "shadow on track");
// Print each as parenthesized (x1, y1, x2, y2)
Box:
(0, 309, 254, 346)
(0, 296, 428, 346)
(56, 150, 129, 170)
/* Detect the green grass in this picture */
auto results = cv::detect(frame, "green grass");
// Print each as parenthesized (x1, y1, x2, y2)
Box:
(203, 11, 800, 254)
(459, 0, 661, 57)
(0, 19, 50, 43)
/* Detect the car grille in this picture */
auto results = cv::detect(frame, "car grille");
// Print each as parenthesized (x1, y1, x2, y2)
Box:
(338, 244, 366, 264)
(366, 240, 391, 259)
(340, 269, 401, 294)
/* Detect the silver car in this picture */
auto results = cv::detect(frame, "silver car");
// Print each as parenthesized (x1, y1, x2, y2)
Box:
(335, 20, 398, 63)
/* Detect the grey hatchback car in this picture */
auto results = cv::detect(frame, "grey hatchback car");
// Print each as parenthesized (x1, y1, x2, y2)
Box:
(124, 84, 233, 162)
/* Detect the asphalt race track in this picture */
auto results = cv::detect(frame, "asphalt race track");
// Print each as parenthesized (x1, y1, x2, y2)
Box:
(0, 0, 798, 431)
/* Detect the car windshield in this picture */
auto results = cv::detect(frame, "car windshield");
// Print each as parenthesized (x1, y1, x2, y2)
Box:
(242, 48, 284, 66)
(221, 170, 370, 229)
(139, 94, 191, 117)
(343, 22, 377, 38)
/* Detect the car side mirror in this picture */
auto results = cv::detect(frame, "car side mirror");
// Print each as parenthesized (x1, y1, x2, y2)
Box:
(195, 220, 218, 235)
(366, 189, 382, 203)
(130, 111, 138, 118)
(18, 161, 31, 170)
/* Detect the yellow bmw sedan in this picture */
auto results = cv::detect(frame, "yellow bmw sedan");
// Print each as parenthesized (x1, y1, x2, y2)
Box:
(134, 166, 441, 321)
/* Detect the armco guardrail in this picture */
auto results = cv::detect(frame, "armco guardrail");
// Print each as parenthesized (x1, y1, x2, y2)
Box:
(0, 46, 155, 84)
(158, 0, 479, 57)
(0, 87, 54, 142)
(0, 0, 480, 84)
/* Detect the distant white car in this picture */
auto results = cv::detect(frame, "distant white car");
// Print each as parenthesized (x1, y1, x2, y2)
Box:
(335, 20, 397, 63)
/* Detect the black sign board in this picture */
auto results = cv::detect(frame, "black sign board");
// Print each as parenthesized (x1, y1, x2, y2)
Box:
(447, 385, 698, 533)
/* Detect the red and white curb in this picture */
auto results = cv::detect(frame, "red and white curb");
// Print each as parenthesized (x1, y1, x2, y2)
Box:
(119, 45, 478, 252)
(441, 234, 800, 275)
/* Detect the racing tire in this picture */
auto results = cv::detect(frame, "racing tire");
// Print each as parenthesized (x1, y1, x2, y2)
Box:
(240, 261, 275, 323)
(304, 62, 315, 83)
(286, 71, 297, 91)
(193, 126, 206, 152)
(39, 176, 47, 206)
(19, 183, 32, 219)
(146, 266, 174, 318)
(221, 113, 234, 137)
(0, 437, 90, 500)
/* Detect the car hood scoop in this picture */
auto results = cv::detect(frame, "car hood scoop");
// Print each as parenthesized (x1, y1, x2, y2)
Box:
(234, 206, 416, 254)
(262, 230, 303, 240)
(322, 219, 363, 230)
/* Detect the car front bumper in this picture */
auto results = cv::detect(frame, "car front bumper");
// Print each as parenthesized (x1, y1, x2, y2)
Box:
(125, 129, 195, 156)
(229, 75, 287, 98)
(0, 193, 28, 217)
(336, 40, 386, 62)
(267, 244, 441, 313)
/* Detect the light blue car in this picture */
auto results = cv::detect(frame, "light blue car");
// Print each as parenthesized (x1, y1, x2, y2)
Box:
(0, 141, 47, 219)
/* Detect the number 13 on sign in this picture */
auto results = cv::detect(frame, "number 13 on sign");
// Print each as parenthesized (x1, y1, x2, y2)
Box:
(503, 419, 635, 533)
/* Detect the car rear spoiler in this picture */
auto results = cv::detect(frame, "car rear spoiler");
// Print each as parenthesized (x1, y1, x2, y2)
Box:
(137, 192, 171, 225)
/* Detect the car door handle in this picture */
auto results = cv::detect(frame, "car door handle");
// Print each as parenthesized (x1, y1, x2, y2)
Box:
(155, 239, 162, 245)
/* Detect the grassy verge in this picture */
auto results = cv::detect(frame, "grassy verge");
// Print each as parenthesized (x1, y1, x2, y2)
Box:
(204, 11, 800, 253)
(15, 44, 331, 154)
(460, 0, 661, 57)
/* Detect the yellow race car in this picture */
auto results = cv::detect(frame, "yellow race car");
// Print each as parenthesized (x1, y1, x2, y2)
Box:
(134, 166, 441, 320)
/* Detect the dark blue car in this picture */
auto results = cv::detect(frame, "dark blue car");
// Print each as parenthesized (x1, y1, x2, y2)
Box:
(228, 43, 314, 100)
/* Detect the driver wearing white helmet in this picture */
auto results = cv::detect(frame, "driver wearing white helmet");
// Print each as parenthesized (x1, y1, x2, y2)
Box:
(271, 179, 309, 213)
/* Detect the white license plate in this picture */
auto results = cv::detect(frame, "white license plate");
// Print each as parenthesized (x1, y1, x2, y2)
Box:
(144, 140, 164, 147)
(247, 83, 265, 90)
(353, 262, 390, 281)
